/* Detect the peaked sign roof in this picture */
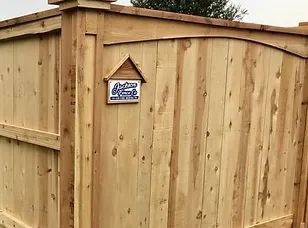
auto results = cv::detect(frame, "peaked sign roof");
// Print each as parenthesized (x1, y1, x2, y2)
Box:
(104, 54, 147, 83)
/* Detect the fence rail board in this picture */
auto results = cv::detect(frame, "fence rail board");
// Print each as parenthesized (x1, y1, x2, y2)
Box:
(0, 123, 60, 150)
(0, 212, 31, 228)
(0, 16, 61, 41)
(246, 215, 293, 228)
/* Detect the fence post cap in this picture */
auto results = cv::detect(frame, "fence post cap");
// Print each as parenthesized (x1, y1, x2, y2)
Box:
(48, 0, 117, 10)
(49, 0, 117, 4)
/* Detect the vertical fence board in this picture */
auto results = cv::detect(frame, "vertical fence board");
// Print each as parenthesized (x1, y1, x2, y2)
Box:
(136, 41, 158, 228)
(0, 40, 14, 216)
(257, 48, 284, 222)
(168, 38, 208, 228)
(149, 40, 177, 228)
(201, 39, 229, 228)
(217, 40, 247, 227)
(99, 45, 120, 228)
(244, 44, 272, 226)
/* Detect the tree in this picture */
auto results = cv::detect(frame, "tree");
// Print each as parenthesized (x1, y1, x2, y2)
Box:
(130, 0, 248, 21)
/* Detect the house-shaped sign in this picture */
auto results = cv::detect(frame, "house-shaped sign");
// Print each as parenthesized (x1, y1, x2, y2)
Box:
(104, 54, 146, 104)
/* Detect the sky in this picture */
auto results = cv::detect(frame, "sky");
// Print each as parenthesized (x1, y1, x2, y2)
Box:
(1, 0, 308, 27)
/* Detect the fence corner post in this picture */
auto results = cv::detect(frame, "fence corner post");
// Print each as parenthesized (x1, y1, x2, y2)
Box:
(52, 0, 113, 227)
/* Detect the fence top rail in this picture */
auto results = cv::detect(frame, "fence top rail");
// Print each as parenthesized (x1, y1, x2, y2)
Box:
(110, 5, 308, 36)
(0, 8, 60, 29)
(0, 4, 307, 37)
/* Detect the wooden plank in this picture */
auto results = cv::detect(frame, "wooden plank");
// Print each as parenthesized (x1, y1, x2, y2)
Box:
(59, 0, 111, 11)
(0, 4, 307, 36)
(95, 41, 149, 228)
(294, 60, 308, 227)
(257, 48, 284, 222)
(0, 40, 14, 217)
(50, 0, 115, 5)
(0, 9, 60, 29)
(0, 123, 60, 150)
(243, 44, 271, 226)
(60, 9, 98, 228)
(91, 11, 105, 228)
(38, 33, 60, 134)
(36, 32, 60, 227)
(109, 5, 308, 36)
(216, 39, 246, 228)
(16, 32, 59, 227)
(149, 40, 177, 228)
(217, 40, 271, 228)
(115, 43, 143, 227)
(0, 16, 61, 41)
(167, 38, 207, 228)
(74, 34, 96, 228)
(246, 215, 293, 228)
(201, 39, 229, 228)
(135, 41, 157, 228)
(116, 46, 142, 228)
(59, 9, 79, 228)
(104, 13, 308, 58)
(95, 44, 120, 228)
(11, 33, 38, 227)
(278, 54, 298, 216)
(0, 212, 31, 228)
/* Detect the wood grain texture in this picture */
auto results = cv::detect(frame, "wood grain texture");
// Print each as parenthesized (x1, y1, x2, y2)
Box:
(2, 5, 308, 36)
(90, 10, 106, 228)
(109, 5, 308, 36)
(103, 13, 308, 58)
(0, 123, 60, 150)
(89, 38, 307, 228)
(0, 31, 60, 227)
(0, 16, 61, 41)
(0, 212, 31, 228)
(0, 4, 308, 227)
(246, 214, 293, 228)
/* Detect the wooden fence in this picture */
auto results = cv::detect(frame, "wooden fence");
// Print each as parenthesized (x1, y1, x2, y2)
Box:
(0, 1, 308, 228)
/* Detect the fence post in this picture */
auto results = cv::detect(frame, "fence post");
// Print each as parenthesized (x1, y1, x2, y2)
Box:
(47, 0, 115, 227)
(294, 57, 308, 228)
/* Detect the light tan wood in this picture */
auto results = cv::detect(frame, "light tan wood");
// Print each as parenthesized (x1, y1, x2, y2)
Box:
(49, 0, 116, 5)
(58, 0, 111, 11)
(109, 5, 308, 36)
(95, 44, 120, 228)
(0, 123, 60, 150)
(246, 214, 293, 228)
(149, 40, 177, 228)
(0, 9, 60, 29)
(0, 2, 308, 228)
(1, 4, 307, 36)
(59, 9, 79, 228)
(103, 13, 308, 58)
(0, 211, 31, 228)
(294, 60, 308, 227)
(104, 54, 147, 82)
(0, 16, 61, 41)
(90, 10, 105, 228)
(0, 33, 60, 227)
(74, 33, 96, 228)
(167, 39, 208, 228)
(60, 8, 103, 228)
(135, 41, 158, 228)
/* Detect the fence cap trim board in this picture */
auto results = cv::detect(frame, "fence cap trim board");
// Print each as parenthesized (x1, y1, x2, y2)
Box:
(0, 8, 60, 29)
(0, 4, 308, 36)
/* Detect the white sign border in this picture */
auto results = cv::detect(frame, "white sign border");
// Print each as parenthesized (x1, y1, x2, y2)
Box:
(107, 79, 141, 104)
